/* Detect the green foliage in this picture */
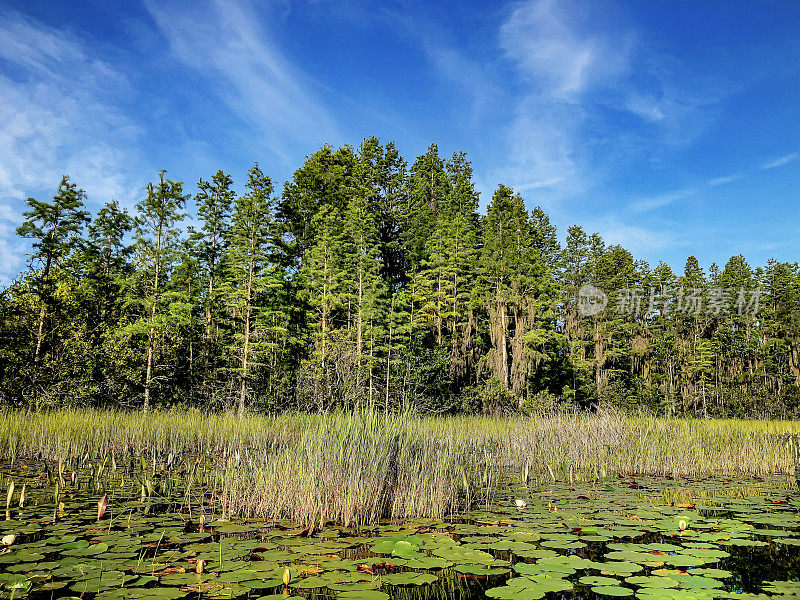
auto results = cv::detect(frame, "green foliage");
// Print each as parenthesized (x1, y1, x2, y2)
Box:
(126, 170, 188, 411)
(15, 176, 89, 368)
(2, 139, 800, 417)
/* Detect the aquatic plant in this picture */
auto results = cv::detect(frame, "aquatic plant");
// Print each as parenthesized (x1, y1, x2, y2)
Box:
(0, 408, 796, 526)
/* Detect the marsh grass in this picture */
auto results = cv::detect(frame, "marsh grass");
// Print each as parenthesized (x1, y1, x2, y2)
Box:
(644, 484, 780, 506)
(0, 407, 795, 527)
(218, 411, 493, 527)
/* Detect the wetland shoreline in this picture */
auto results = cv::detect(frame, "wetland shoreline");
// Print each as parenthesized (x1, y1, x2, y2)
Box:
(0, 409, 796, 526)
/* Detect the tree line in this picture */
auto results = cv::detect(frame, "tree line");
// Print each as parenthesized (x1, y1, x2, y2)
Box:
(2, 137, 799, 417)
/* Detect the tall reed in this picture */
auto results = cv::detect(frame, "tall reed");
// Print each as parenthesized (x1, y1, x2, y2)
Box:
(0, 407, 794, 526)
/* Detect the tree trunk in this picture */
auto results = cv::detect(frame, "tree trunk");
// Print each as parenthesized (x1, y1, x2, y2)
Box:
(594, 318, 605, 395)
(144, 331, 154, 413)
(237, 258, 254, 419)
(436, 266, 442, 345)
(385, 296, 393, 411)
(33, 251, 53, 365)
(143, 224, 163, 413)
(487, 291, 509, 389)
(34, 304, 46, 365)
(357, 261, 363, 389)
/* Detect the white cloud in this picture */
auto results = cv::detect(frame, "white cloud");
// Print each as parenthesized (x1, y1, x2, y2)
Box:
(493, 0, 727, 205)
(144, 0, 341, 164)
(583, 216, 681, 256)
(762, 152, 798, 170)
(0, 13, 83, 73)
(493, 100, 583, 198)
(707, 173, 742, 187)
(499, 0, 631, 101)
(624, 93, 666, 122)
(629, 188, 695, 213)
(627, 153, 785, 216)
(0, 10, 143, 285)
(420, 42, 503, 129)
(493, 0, 631, 201)
(0, 204, 16, 222)
(628, 170, 746, 215)
(0, 220, 27, 286)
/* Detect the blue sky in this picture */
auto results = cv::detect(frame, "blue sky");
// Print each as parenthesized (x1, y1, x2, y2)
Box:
(0, 0, 798, 284)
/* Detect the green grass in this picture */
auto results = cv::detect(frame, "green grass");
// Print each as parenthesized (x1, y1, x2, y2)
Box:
(0, 408, 795, 527)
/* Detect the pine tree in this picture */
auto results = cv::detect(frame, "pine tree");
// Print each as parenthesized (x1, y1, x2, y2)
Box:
(480, 184, 541, 400)
(129, 171, 187, 411)
(166, 238, 202, 403)
(278, 145, 356, 268)
(223, 164, 280, 416)
(524, 207, 562, 395)
(676, 256, 708, 412)
(341, 185, 385, 404)
(300, 205, 346, 408)
(406, 144, 449, 267)
(591, 245, 635, 399)
(439, 152, 480, 382)
(83, 201, 134, 399)
(403, 143, 450, 380)
(87, 201, 134, 284)
(559, 225, 594, 403)
(193, 170, 235, 399)
(762, 261, 800, 401)
(16, 176, 89, 365)
(649, 261, 679, 411)
(354, 138, 409, 404)
(529, 207, 560, 271)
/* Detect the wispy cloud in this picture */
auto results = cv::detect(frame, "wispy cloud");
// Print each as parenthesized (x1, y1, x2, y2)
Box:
(0, 221, 26, 286)
(419, 41, 503, 130)
(629, 188, 695, 213)
(583, 216, 682, 256)
(0, 10, 143, 284)
(494, 0, 629, 200)
(707, 173, 742, 187)
(493, 0, 728, 205)
(762, 152, 798, 170)
(0, 12, 83, 74)
(494, 99, 584, 197)
(144, 0, 340, 164)
(624, 93, 666, 122)
(629, 152, 790, 214)
(628, 170, 746, 214)
(499, 0, 631, 101)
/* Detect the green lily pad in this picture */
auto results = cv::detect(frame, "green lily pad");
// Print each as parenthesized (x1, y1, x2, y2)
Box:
(381, 572, 438, 586)
(431, 546, 496, 564)
(454, 564, 511, 576)
(592, 585, 634, 596)
(338, 592, 390, 600)
(581, 576, 621, 586)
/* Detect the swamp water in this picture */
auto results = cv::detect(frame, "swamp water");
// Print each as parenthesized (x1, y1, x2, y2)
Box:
(0, 461, 797, 600)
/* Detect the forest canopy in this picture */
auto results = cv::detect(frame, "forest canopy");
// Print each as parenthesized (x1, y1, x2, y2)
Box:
(2, 137, 799, 418)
